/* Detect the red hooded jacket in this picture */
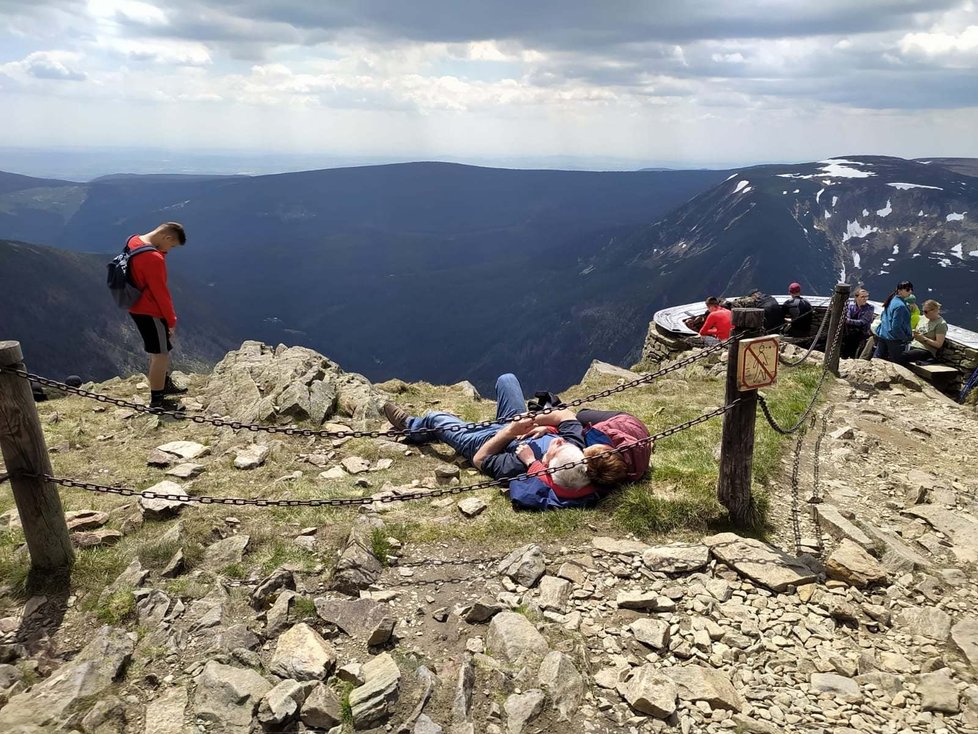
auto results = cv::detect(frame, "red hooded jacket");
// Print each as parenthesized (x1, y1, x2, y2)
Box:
(126, 234, 177, 329)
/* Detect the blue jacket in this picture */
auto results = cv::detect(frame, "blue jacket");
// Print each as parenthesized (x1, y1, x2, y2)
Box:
(878, 296, 912, 342)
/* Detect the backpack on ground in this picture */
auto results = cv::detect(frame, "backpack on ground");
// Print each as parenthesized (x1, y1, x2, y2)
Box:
(107, 242, 156, 308)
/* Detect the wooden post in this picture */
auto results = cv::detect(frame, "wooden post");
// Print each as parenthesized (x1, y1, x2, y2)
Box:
(823, 283, 851, 376)
(0, 341, 74, 575)
(717, 308, 764, 528)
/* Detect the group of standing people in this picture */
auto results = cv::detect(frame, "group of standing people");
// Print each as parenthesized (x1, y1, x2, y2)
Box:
(867, 280, 947, 365)
(696, 280, 947, 369)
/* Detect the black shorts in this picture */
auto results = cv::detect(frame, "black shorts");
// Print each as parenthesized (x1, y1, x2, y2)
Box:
(130, 314, 172, 354)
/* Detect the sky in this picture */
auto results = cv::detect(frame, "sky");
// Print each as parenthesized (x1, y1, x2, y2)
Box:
(2, 0, 978, 171)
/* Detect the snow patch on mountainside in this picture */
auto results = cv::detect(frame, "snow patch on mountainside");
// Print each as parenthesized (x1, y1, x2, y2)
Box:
(734, 180, 750, 193)
(816, 188, 824, 204)
(842, 219, 879, 242)
(888, 182, 943, 191)
(876, 200, 892, 217)
(951, 243, 964, 259)
(893, 244, 900, 255)
(946, 212, 966, 221)
(820, 159, 876, 178)
(852, 251, 862, 268)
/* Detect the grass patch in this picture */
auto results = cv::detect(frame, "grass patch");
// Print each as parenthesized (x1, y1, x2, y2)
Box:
(95, 588, 136, 624)
(292, 596, 317, 619)
(339, 680, 355, 727)
(370, 528, 393, 565)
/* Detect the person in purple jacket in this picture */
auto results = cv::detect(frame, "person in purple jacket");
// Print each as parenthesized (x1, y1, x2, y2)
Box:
(841, 288, 875, 359)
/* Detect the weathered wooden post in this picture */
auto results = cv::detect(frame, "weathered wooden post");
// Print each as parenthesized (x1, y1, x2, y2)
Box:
(0, 341, 74, 577)
(717, 308, 765, 528)
(823, 283, 851, 376)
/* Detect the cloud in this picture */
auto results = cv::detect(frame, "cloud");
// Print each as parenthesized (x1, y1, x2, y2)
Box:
(1, 51, 87, 82)
(899, 25, 978, 67)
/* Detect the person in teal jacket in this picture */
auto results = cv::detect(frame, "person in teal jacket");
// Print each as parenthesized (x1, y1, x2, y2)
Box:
(874, 280, 914, 362)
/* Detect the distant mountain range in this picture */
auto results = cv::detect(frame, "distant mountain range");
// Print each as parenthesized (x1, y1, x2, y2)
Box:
(606, 155, 976, 332)
(0, 157, 974, 392)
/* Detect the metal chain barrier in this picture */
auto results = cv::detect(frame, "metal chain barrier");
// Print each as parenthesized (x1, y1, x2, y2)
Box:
(757, 309, 846, 436)
(778, 309, 830, 367)
(807, 410, 831, 557)
(23, 401, 738, 509)
(0, 336, 734, 440)
(788, 413, 817, 556)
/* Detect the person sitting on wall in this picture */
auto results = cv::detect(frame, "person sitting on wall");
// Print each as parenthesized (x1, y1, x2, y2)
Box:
(903, 299, 947, 364)
(698, 297, 733, 345)
(747, 289, 784, 332)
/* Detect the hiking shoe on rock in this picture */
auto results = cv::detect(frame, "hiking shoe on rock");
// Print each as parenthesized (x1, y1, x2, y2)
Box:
(383, 402, 410, 431)
(163, 375, 188, 395)
(149, 397, 183, 414)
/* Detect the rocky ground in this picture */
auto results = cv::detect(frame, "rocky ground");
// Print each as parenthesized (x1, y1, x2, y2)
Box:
(0, 345, 976, 733)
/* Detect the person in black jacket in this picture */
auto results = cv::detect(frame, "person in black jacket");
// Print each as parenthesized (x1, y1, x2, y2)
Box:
(781, 282, 813, 339)
(748, 289, 785, 332)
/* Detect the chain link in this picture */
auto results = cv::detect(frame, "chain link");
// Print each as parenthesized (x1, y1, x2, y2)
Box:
(788, 414, 816, 556)
(778, 309, 830, 367)
(24, 400, 738, 509)
(757, 304, 846, 436)
(1, 337, 733, 440)
(807, 409, 831, 558)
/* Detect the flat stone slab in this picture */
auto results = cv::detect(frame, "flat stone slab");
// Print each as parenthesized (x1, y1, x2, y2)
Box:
(812, 504, 874, 548)
(618, 665, 677, 718)
(861, 524, 931, 572)
(157, 441, 210, 460)
(642, 543, 710, 573)
(663, 665, 744, 712)
(951, 617, 978, 669)
(893, 605, 952, 641)
(234, 444, 270, 470)
(139, 482, 191, 519)
(64, 510, 109, 531)
(592, 537, 650, 555)
(314, 597, 395, 646)
(166, 463, 205, 479)
(349, 652, 401, 729)
(810, 673, 862, 703)
(457, 497, 487, 517)
(903, 505, 978, 563)
(703, 532, 816, 592)
(487, 612, 549, 667)
(825, 539, 889, 588)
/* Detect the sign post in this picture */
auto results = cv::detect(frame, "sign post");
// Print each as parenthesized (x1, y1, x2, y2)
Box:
(737, 336, 780, 391)
(717, 309, 765, 527)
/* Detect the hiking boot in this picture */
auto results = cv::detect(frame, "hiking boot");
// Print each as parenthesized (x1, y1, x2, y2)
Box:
(383, 402, 410, 431)
(149, 397, 183, 414)
(163, 374, 188, 396)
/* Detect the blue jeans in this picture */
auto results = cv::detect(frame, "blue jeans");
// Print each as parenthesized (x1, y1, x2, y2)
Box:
(874, 338, 908, 363)
(404, 373, 526, 461)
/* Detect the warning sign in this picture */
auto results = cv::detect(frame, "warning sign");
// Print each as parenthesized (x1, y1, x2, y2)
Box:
(737, 336, 780, 391)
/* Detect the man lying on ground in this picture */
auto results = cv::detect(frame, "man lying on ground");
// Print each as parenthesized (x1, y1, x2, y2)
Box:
(383, 373, 651, 511)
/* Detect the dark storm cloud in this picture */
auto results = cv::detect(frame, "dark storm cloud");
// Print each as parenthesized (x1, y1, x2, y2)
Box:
(147, 0, 959, 46)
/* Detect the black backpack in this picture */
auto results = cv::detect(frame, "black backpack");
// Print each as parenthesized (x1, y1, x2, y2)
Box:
(107, 242, 156, 309)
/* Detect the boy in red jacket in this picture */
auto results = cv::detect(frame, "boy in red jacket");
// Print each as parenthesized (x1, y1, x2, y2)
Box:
(126, 222, 186, 410)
